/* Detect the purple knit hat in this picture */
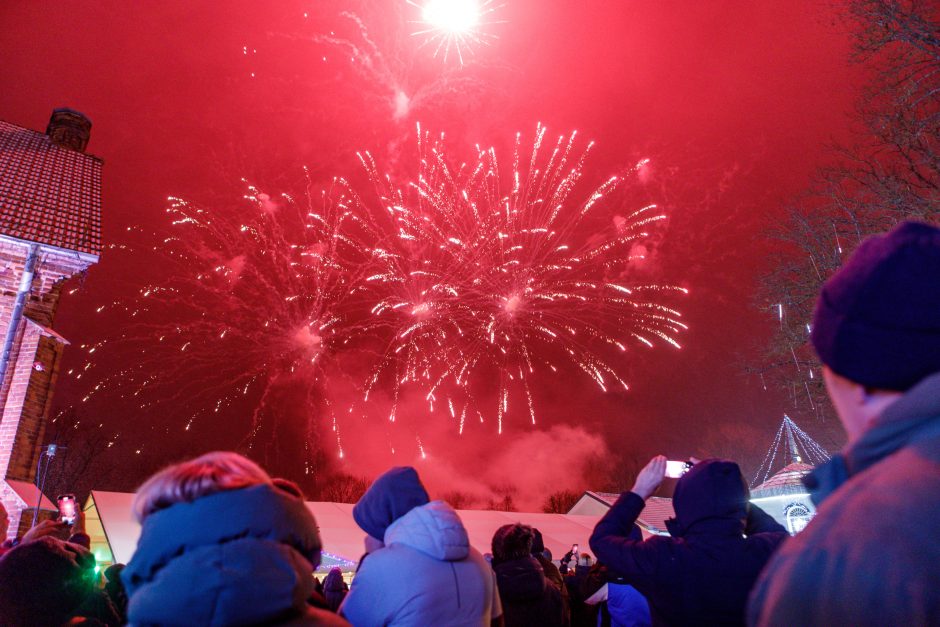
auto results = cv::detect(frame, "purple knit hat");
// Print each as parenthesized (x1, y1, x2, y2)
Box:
(811, 221, 940, 391)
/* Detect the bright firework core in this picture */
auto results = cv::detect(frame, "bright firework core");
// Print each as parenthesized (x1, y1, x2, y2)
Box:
(422, 0, 481, 33)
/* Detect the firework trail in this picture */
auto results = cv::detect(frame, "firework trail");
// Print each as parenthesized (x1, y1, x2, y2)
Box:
(72, 172, 381, 461)
(360, 125, 688, 434)
(71, 126, 687, 462)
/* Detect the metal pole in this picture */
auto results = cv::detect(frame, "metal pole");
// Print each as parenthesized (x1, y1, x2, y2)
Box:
(0, 244, 39, 404)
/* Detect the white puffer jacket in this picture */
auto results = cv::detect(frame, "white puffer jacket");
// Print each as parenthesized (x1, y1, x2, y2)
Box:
(340, 501, 502, 627)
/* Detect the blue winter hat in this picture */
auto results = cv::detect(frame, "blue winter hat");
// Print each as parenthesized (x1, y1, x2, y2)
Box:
(353, 466, 430, 541)
(811, 221, 940, 391)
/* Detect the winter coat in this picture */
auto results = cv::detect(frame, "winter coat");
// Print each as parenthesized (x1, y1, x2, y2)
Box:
(322, 568, 348, 613)
(565, 566, 598, 627)
(340, 500, 502, 626)
(748, 371, 940, 626)
(590, 460, 788, 627)
(122, 483, 349, 626)
(493, 555, 567, 627)
(607, 583, 651, 627)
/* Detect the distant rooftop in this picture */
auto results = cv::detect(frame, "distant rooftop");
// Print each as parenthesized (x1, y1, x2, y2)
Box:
(0, 118, 102, 256)
(587, 492, 675, 535)
(751, 462, 814, 498)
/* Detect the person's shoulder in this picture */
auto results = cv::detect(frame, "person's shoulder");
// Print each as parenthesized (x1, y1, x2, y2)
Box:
(818, 446, 940, 532)
(745, 529, 789, 553)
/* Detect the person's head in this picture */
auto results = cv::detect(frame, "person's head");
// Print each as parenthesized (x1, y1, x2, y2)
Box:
(579, 553, 592, 567)
(352, 466, 429, 541)
(323, 567, 344, 587)
(669, 459, 748, 536)
(491, 523, 534, 563)
(0, 537, 97, 625)
(811, 221, 940, 441)
(132, 451, 271, 522)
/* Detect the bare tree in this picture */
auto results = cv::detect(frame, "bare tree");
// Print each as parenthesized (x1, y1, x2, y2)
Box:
(542, 489, 582, 514)
(440, 491, 477, 509)
(318, 473, 369, 503)
(41, 408, 119, 506)
(486, 494, 517, 512)
(755, 0, 939, 430)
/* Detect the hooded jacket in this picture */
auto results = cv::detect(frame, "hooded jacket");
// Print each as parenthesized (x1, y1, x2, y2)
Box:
(748, 372, 940, 626)
(493, 555, 567, 627)
(340, 500, 502, 626)
(589, 460, 787, 626)
(122, 484, 348, 626)
(322, 568, 348, 613)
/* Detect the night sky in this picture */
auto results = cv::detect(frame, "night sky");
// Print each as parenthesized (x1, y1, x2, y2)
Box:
(0, 1, 862, 505)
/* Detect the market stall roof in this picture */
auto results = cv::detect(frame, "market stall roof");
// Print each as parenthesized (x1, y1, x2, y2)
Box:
(86, 490, 601, 571)
(4, 479, 57, 510)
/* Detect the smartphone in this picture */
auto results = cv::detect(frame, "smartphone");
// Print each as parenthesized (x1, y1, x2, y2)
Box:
(665, 460, 692, 479)
(58, 494, 77, 525)
(572, 543, 579, 554)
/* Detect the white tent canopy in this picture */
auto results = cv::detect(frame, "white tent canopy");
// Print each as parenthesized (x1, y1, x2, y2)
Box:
(86, 490, 602, 571)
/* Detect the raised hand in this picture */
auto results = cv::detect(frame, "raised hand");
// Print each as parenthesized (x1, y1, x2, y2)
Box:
(631, 455, 668, 500)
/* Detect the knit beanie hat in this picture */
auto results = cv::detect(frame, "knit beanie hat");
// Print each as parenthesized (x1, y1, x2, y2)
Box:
(811, 221, 940, 391)
(0, 536, 97, 625)
(353, 466, 430, 541)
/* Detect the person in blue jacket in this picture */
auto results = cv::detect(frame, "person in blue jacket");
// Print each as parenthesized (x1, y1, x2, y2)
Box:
(121, 451, 348, 626)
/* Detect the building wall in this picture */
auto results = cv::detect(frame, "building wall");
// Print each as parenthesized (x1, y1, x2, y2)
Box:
(0, 239, 93, 540)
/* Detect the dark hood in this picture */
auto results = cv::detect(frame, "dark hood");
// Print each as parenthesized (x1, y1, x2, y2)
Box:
(494, 556, 548, 601)
(666, 459, 748, 537)
(323, 568, 345, 593)
(123, 484, 322, 625)
(352, 466, 429, 541)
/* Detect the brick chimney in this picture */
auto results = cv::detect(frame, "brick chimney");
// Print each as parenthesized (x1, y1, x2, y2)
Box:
(45, 108, 92, 152)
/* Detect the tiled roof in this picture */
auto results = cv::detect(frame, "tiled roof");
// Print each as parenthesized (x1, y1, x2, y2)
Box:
(587, 492, 675, 535)
(751, 463, 814, 498)
(0, 119, 102, 256)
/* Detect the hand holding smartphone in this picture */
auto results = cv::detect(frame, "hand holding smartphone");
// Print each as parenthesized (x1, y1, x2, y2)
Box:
(665, 460, 693, 479)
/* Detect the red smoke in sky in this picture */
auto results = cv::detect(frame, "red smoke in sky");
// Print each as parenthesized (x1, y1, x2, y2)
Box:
(0, 0, 861, 498)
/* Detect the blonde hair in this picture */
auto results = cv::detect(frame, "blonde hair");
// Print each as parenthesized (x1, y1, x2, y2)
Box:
(133, 451, 272, 522)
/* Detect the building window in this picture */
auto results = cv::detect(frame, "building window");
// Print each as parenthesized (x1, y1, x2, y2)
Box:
(784, 502, 813, 534)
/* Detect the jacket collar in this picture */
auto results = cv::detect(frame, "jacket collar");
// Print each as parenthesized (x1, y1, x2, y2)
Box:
(805, 371, 940, 505)
(124, 484, 321, 590)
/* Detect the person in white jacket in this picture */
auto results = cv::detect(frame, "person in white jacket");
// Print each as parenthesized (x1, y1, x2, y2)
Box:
(340, 466, 504, 627)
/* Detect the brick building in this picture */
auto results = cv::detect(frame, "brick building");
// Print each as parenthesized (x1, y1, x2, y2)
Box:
(0, 109, 102, 539)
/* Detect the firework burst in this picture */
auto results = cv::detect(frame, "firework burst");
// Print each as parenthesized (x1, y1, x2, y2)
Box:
(408, 0, 504, 66)
(72, 126, 687, 461)
(361, 125, 688, 434)
(73, 172, 381, 461)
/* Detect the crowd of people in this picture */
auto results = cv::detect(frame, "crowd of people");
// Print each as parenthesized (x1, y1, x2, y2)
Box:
(0, 221, 936, 625)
